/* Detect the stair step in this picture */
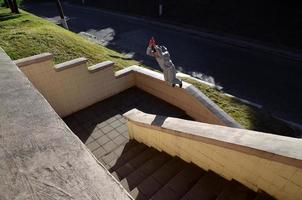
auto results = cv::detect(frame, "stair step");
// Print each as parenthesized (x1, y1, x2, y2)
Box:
(216, 180, 256, 200)
(109, 141, 147, 172)
(254, 192, 276, 200)
(112, 148, 158, 180)
(150, 163, 205, 200)
(101, 140, 138, 169)
(181, 171, 228, 200)
(129, 157, 186, 199)
(120, 151, 171, 191)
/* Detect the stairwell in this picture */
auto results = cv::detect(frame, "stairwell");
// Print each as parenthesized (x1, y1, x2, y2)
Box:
(14, 53, 289, 199)
(63, 87, 276, 200)
(99, 139, 275, 200)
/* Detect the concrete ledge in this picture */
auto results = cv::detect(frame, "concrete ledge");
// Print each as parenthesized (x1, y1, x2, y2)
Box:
(14, 52, 53, 67)
(185, 85, 241, 128)
(123, 109, 302, 168)
(88, 61, 114, 72)
(54, 57, 88, 71)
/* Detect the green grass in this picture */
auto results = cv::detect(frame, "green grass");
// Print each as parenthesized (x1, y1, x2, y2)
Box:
(0, 8, 140, 70)
(0, 7, 296, 136)
(183, 78, 296, 137)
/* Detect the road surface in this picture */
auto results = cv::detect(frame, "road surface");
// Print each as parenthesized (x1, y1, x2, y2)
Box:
(23, 2, 302, 124)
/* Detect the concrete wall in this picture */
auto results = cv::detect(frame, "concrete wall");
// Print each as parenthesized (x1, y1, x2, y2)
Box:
(15, 53, 239, 127)
(15, 53, 135, 117)
(135, 72, 226, 125)
(124, 109, 302, 200)
(125, 66, 241, 127)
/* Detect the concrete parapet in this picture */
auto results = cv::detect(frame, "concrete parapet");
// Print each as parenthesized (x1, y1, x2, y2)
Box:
(124, 109, 302, 200)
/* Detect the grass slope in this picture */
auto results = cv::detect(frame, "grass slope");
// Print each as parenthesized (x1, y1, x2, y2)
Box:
(0, 8, 139, 70)
(0, 7, 296, 137)
(184, 78, 296, 137)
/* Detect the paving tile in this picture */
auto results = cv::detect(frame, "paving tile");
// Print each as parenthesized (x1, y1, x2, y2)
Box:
(91, 129, 105, 139)
(84, 136, 95, 145)
(96, 121, 108, 129)
(96, 135, 111, 146)
(93, 146, 106, 159)
(110, 120, 123, 128)
(119, 117, 127, 123)
(114, 114, 123, 120)
(87, 141, 100, 152)
(116, 124, 128, 134)
(103, 141, 118, 153)
(121, 131, 129, 139)
(102, 152, 119, 166)
(107, 116, 117, 124)
(100, 125, 114, 134)
(107, 129, 120, 140)
(113, 144, 126, 156)
(113, 135, 128, 145)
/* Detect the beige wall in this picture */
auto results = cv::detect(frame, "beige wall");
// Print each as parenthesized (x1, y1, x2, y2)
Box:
(134, 72, 226, 126)
(15, 53, 238, 127)
(16, 55, 135, 117)
(124, 109, 302, 200)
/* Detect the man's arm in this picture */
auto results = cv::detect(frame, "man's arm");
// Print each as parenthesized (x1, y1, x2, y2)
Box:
(146, 46, 154, 57)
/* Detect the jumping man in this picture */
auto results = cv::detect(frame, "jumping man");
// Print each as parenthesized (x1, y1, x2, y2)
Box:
(146, 37, 182, 88)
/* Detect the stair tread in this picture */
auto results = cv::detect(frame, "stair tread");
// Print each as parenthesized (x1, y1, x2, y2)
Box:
(150, 163, 205, 200)
(216, 180, 256, 200)
(101, 140, 138, 169)
(112, 148, 157, 180)
(130, 157, 186, 199)
(120, 151, 171, 191)
(181, 171, 229, 200)
(109, 141, 147, 172)
(254, 192, 276, 200)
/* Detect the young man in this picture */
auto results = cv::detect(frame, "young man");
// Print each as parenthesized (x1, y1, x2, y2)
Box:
(146, 37, 182, 88)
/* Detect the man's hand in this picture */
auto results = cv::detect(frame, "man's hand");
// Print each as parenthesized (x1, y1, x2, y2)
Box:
(149, 37, 156, 47)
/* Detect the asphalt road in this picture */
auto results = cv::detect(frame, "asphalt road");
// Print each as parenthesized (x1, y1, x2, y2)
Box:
(23, 2, 302, 124)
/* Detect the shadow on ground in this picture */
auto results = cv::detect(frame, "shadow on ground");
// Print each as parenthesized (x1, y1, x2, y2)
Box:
(64, 87, 191, 143)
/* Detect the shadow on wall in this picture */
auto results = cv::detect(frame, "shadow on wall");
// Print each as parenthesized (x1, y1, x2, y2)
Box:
(151, 115, 167, 127)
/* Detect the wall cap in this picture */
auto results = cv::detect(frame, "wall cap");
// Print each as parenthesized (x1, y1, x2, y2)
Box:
(54, 57, 88, 71)
(124, 109, 302, 169)
(14, 53, 53, 67)
(88, 61, 114, 72)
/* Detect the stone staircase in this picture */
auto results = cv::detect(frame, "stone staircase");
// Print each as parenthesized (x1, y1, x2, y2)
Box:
(99, 140, 276, 200)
